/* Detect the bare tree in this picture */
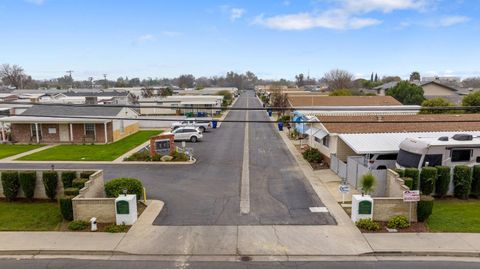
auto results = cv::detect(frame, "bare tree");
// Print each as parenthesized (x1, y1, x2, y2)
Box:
(0, 64, 26, 89)
(270, 86, 289, 116)
(323, 69, 353, 91)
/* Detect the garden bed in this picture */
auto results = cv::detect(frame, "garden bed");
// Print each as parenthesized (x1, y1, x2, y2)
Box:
(296, 145, 329, 170)
(359, 221, 428, 233)
(124, 148, 190, 162)
(60, 202, 147, 233)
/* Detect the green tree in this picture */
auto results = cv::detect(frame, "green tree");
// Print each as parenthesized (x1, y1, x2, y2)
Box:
(420, 98, 456, 114)
(329, 89, 353, 96)
(410, 71, 421, 81)
(216, 90, 233, 107)
(386, 81, 425, 105)
(462, 91, 480, 113)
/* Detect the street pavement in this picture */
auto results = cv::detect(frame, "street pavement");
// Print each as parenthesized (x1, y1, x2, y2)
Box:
(0, 259, 479, 269)
(0, 91, 334, 225)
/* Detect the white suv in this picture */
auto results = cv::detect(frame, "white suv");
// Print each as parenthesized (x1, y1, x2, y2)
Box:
(169, 127, 203, 143)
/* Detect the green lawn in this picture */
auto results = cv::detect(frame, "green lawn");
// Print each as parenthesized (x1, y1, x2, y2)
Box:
(427, 199, 480, 232)
(0, 144, 44, 160)
(18, 130, 161, 161)
(0, 202, 62, 231)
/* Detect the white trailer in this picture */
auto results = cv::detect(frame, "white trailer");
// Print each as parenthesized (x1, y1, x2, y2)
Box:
(396, 134, 480, 169)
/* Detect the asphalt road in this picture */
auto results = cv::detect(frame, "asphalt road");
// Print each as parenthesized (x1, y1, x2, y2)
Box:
(0, 259, 478, 269)
(0, 91, 335, 225)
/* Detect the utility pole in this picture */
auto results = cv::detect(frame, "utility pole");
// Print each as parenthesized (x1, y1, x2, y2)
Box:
(66, 70, 74, 89)
(88, 77, 94, 89)
(103, 74, 108, 89)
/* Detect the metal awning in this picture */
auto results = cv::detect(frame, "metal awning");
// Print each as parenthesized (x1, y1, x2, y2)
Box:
(305, 127, 328, 139)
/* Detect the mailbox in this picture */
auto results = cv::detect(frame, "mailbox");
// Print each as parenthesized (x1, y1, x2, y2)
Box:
(115, 194, 138, 225)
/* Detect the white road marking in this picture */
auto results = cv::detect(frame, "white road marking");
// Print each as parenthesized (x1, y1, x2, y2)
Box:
(240, 95, 250, 214)
(309, 207, 329, 213)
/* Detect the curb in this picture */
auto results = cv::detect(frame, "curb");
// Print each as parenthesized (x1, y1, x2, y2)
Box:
(0, 158, 197, 165)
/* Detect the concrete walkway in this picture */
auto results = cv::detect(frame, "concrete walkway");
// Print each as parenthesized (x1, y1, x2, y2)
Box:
(1, 200, 480, 258)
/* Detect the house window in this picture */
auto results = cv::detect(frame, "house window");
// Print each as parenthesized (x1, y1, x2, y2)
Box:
(322, 135, 330, 147)
(314, 136, 322, 143)
(451, 149, 472, 162)
(84, 123, 95, 137)
(31, 124, 41, 138)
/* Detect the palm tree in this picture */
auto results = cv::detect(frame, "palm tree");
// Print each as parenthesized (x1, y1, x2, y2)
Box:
(360, 173, 376, 196)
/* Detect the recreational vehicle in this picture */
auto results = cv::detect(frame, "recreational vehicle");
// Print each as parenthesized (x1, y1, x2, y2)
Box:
(396, 134, 480, 169)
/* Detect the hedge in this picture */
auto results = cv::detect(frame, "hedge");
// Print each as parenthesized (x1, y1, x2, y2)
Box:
(19, 171, 36, 201)
(435, 166, 451, 198)
(105, 178, 143, 199)
(394, 168, 405, 178)
(64, 187, 79, 196)
(80, 171, 95, 179)
(42, 171, 58, 201)
(403, 177, 413, 190)
(472, 165, 480, 198)
(404, 168, 420, 190)
(417, 195, 434, 222)
(72, 178, 88, 189)
(59, 195, 74, 221)
(1, 171, 20, 201)
(420, 167, 437, 195)
(453, 165, 472, 200)
(61, 171, 77, 188)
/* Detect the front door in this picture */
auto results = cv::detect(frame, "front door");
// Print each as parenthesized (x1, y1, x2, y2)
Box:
(59, 124, 69, 142)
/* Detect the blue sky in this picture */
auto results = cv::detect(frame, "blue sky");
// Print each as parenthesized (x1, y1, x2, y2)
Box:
(0, 0, 479, 80)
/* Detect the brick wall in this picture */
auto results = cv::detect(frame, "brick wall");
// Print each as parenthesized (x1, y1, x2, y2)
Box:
(10, 124, 32, 143)
(40, 124, 60, 143)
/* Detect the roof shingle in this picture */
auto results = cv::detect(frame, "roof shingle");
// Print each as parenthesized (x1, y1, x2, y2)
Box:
(288, 96, 401, 107)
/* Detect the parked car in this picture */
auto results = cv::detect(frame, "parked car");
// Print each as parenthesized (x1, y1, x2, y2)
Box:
(171, 120, 211, 132)
(167, 127, 203, 143)
(366, 153, 398, 170)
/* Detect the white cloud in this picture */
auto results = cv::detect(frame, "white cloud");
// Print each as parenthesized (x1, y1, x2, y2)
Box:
(25, 0, 45, 5)
(436, 15, 470, 27)
(161, 31, 183, 37)
(341, 0, 429, 13)
(254, 0, 432, 30)
(229, 8, 246, 21)
(133, 34, 155, 45)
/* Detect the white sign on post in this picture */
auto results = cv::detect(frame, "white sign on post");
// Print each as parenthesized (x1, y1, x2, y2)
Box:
(403, 190, 420, 202)
(338, 185, 349, 193)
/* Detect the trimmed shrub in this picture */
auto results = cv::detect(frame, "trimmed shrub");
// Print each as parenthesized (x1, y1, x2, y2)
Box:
(1, 171, 20, 201)
(420, 167, 437, 195)
(68, 220, 88, 231)
(302, 148, 323, 163)
(61, 171, 77, 188)
(72, 178, 88, 189)
(171, 151, 189, 162)
(394, 168, 405, 178)
(387, 215, 410, 229)
(403, 177, 413, 190)
(42, 171, 58, 201)
(19, 171, 36, 201)
(355, 219, 380, 231)
(404, 168, 420, 190)
(417, 195, 434, 222)
(105, 224, 129, 233)
(105, 178, 143, 199)
(64, 187, 79, 196)
(435, 166, 451, 198)
(79, 171, 95, 179)
(471, 165, 480, 198)
(453, 165, 472, 200)
(59, 195, 74, 221)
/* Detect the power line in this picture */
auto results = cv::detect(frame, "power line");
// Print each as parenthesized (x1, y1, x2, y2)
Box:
(1, 101, 480, 112)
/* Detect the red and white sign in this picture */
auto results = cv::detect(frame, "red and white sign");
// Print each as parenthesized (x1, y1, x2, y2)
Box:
(403, 190, 420, 202)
